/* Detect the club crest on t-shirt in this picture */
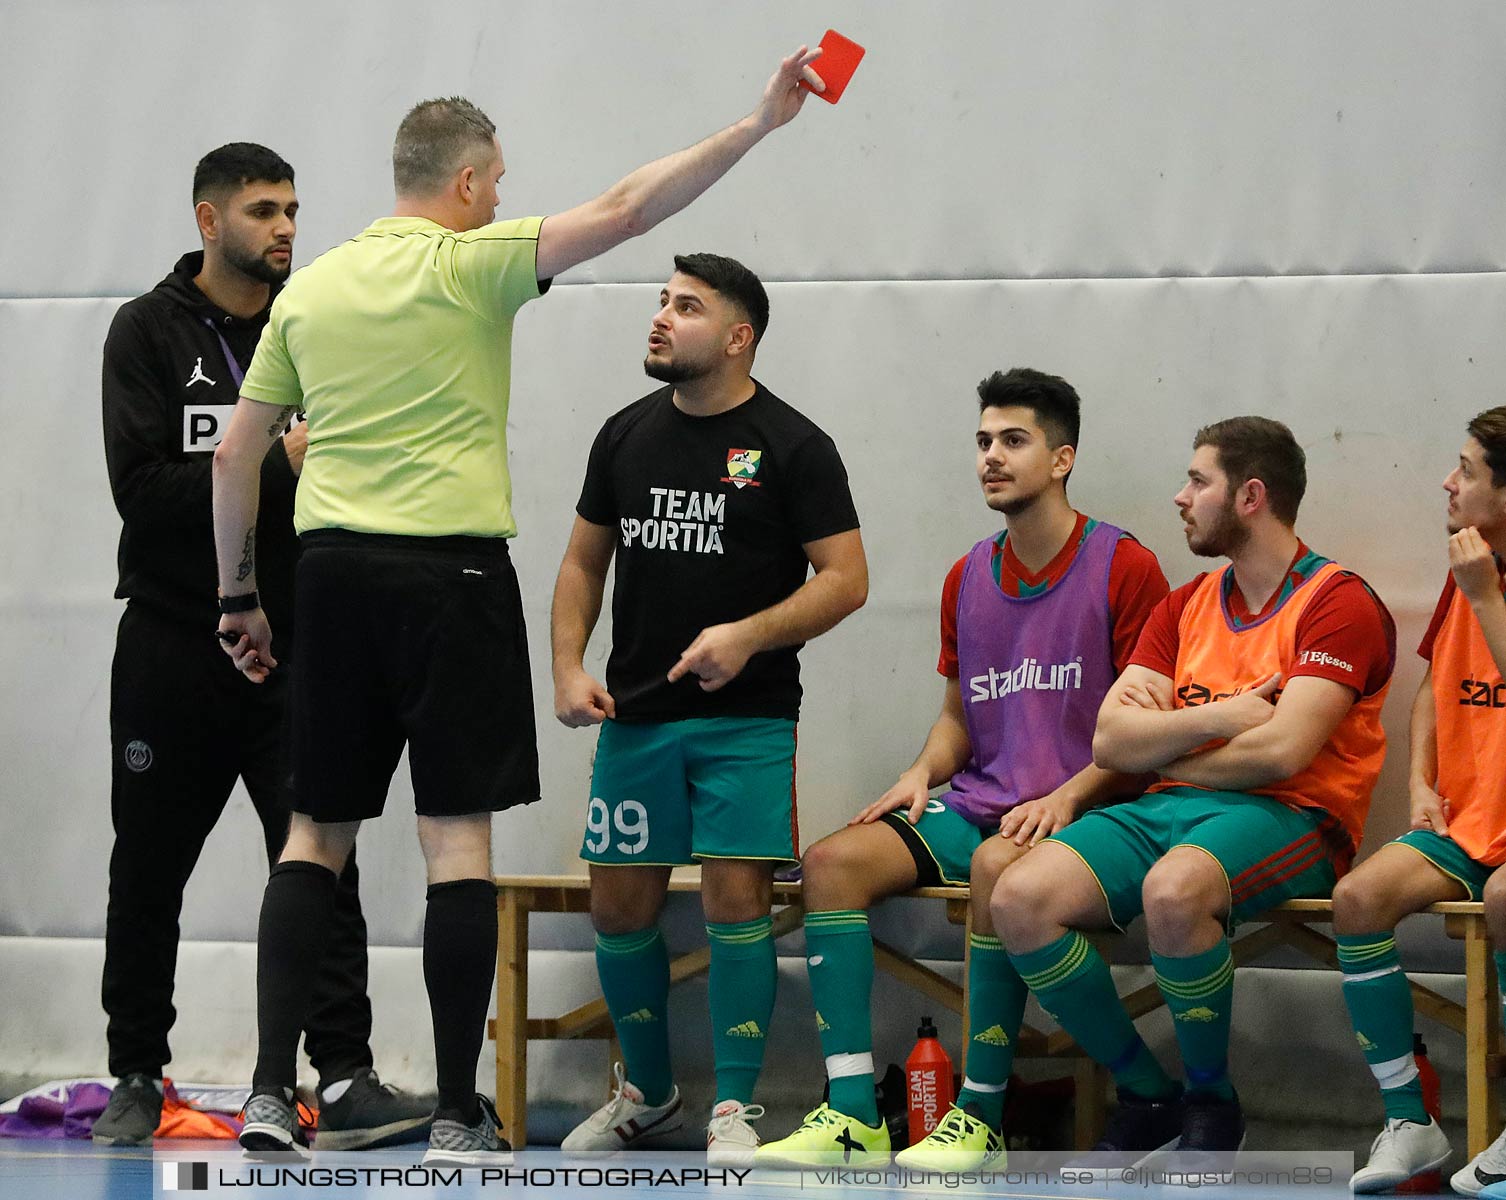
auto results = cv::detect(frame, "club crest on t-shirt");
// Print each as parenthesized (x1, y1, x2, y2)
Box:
(722, 448, 763, 489)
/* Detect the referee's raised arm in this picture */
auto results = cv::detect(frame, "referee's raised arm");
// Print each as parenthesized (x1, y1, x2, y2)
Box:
(534, 45, 825, 280)
(218, 42, 836, 1168)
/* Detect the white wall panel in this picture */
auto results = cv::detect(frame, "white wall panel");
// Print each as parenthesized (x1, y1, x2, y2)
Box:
(3, 2, 1504, 298)
(5, 271, 1503, 941)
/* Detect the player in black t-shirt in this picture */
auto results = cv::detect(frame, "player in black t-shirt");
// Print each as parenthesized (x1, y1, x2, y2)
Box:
(551, 254, 867, 1163)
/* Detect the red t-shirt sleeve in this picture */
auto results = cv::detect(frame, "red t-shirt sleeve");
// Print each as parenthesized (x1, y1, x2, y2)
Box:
(1418, 577, 1456, 662)
(937, 554, 968, 678)
(1108, 536, 1171, 673)
(1290, 573, 1396, 697)
(1128, 578, 1203, 678)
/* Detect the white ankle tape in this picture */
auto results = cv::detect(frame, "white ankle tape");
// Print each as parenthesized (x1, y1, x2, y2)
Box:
(825, 1052, 874, 1080)
(961, 1076, 1007, 1094)
(1370, 1052, 1420, 1091)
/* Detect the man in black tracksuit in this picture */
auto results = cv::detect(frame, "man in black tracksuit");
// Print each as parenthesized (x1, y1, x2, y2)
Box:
(95, 143, 429, 1148)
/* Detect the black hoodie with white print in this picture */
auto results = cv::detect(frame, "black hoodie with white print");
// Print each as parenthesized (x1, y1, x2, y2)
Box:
(102, 251, 299, 656)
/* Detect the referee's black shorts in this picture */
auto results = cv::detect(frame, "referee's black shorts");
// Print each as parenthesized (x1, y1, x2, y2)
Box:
(289, 529, 541, 821)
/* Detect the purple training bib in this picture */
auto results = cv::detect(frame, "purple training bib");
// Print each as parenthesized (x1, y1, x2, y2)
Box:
(943, 520, 1121, 827)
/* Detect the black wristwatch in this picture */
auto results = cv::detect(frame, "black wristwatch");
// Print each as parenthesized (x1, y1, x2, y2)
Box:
(218, 590, 260, 614)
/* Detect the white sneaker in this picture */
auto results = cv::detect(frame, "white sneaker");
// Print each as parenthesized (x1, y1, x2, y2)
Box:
(1350, 1117, 1451, 1193)
(706, 1100, 764, 1167)
(562, 1062, 683, 1153)
(1451, 1123, 1506, 1196)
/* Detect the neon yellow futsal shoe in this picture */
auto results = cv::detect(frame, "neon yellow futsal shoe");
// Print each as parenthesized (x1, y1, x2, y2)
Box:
(894, 1104, 1006, 1171)
(753, 1103, 890, 1168)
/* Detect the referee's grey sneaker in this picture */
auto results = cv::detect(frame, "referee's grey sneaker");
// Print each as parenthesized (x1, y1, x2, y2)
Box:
(422, 1094, 514, 1167)
(239, 1086, 309, 1157)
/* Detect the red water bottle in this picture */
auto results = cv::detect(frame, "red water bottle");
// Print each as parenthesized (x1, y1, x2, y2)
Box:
(905, 1016, 955, 1144)
(1397, 1034, 1442, 1195)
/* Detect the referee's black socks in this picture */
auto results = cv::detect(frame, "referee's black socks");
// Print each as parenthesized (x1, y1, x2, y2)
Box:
(425, 878, 498, 1125)
(253, 860, 339, 1092)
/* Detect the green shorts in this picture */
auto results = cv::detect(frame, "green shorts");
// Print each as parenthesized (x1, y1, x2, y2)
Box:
(1047, 786, 1337, 930)
(1393, 829, 1494, 901)
(881, 794, 990, 886)
(581, 716, 798, 866)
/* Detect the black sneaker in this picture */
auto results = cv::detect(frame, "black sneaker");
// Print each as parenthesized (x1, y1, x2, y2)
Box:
(315, 1069, 434, 1150)
(92, 1074, 163, 1145)
(1176, 1090, 1245, 1153)
(874, 1064, 909, 1149)
(1095, 1086, 1185, 1154)
(1067, 1086, 1184, 1179)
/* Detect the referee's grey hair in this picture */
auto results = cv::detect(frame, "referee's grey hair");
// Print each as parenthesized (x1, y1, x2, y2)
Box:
(392, 97, 497, 197)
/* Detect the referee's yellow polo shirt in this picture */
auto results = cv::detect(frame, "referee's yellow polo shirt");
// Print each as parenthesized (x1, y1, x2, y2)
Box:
(241, 215, 547, 538)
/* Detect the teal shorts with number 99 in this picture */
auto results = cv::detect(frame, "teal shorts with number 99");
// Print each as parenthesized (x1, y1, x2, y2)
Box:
(580, 716, 799, 866)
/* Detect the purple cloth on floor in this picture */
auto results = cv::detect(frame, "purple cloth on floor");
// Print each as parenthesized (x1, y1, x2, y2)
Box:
(0, 1082, 113, 1139)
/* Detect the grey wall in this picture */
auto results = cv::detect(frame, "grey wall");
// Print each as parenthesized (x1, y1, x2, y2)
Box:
(2, 0, 1504, 1090)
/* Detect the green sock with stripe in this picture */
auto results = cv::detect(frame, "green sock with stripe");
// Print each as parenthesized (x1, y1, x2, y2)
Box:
(954, 932, 1026, 1130)
(1011, 931, 1176, 1100)
(1338, 932, 1425, 1122)
(805, 909, 880, 1125)
(596, 927, 674, 1106)
(1153, 940, 1235, 1100)
(707, 917, 776, 1104)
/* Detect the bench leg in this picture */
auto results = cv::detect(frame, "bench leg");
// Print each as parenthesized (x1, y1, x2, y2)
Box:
(1467, 916, 1502, 1159)
(1493, 946, 1504, 1151)
(496, 887, 530, 1148)
(1074, 1059, 1107, 1150)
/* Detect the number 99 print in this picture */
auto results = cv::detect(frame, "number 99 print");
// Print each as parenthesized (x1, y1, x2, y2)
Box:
(584, 798, 651, 857)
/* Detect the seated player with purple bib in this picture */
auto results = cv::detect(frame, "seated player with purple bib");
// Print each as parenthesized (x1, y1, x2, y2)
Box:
(757, 369, 1168, 1168)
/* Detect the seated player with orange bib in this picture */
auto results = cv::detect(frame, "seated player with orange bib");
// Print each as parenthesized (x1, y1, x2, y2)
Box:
(1336, 408, 1506, 1197)
(994, 416, 1395, 1161)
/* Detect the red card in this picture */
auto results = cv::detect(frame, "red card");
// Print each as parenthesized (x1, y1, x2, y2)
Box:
(802, 29, 865, 105)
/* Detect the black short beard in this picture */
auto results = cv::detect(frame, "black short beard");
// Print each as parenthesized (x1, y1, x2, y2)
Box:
(226, 245, 290, 286)
(643, 355, 708, 385)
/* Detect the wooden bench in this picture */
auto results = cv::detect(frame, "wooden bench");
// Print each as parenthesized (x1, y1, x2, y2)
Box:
(490, 874, 1502, 1154)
